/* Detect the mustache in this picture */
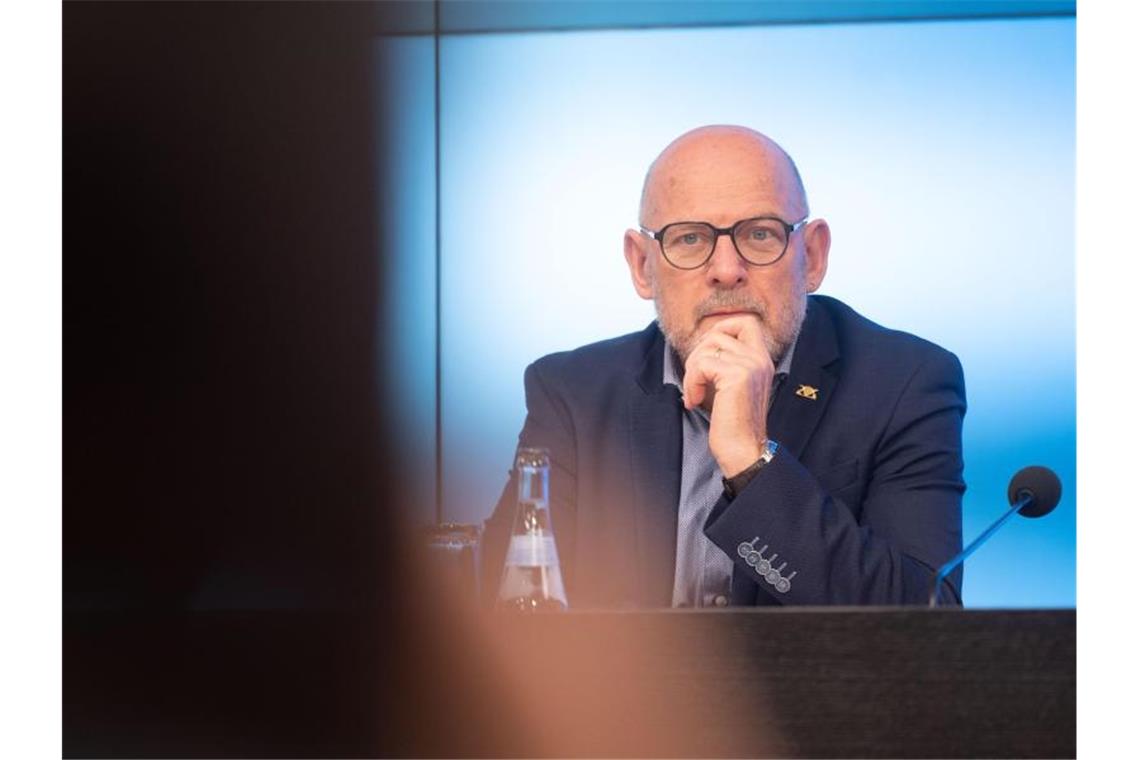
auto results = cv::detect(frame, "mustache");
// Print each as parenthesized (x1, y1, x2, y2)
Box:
(693, 293, 766, 322)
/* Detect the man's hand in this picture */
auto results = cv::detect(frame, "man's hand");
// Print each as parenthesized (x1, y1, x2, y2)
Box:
(681, 314, 775, 478)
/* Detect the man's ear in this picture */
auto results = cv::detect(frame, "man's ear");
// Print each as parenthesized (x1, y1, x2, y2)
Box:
(624, 229, 656, 300)
(802, 218, 831, 293)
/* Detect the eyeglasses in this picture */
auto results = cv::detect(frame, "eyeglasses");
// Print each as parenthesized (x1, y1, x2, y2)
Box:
(640, 215, 808, 270)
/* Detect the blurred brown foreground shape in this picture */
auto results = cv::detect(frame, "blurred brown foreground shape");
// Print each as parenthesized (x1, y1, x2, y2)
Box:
(62, 1, 779, 755)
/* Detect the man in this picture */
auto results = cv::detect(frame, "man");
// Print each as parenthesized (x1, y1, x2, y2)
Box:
(482, 125, 965, 607)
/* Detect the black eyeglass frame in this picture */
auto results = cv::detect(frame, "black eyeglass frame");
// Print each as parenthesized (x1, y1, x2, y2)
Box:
(639, 215, 809, 270)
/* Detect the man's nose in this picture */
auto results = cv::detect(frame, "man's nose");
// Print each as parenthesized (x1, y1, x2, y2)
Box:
(705, 231, 748, 287)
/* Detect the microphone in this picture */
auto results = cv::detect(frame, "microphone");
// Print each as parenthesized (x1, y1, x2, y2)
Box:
(927, 466, 1062, 607)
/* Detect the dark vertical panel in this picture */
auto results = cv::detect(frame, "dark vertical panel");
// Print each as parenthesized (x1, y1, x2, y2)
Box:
(64, 0, 388, 752)
(64, 0, 389, 611)
(63, 1, 432, 755)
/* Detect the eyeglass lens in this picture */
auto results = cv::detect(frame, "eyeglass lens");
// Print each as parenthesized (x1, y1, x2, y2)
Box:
(661, 218, 789, 267)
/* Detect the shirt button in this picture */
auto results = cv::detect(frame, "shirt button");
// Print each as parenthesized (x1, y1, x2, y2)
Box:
(713, 595, 729, 607)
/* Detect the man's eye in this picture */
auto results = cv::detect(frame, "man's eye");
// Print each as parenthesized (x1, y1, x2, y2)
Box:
(750, 229, 770, 241)
(668, 230, 705, 247)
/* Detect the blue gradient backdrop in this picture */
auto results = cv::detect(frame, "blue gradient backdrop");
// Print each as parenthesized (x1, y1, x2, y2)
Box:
(387, 17, 1074, 607)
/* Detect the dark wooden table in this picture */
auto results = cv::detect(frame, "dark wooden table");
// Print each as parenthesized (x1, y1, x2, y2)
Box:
(490, 608, 1075, 758)
(65, 607, 1074, 757)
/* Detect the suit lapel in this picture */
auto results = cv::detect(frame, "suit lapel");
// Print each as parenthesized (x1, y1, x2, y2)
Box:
(630, 325, 682, 607)
(766, 297, 841, 460)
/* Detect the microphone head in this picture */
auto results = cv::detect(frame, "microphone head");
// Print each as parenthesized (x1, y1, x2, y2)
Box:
(1007, 466, 1062, 518)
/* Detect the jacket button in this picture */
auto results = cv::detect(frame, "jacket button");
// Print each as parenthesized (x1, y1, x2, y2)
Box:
(713, 595, 728, 607)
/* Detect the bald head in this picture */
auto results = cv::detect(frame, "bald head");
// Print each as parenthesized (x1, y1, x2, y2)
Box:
(638, 126, 808, 227)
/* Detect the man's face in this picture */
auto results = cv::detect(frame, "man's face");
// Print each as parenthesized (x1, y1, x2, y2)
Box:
(649, 222, 809, 367)
(625, 133, 829, 365)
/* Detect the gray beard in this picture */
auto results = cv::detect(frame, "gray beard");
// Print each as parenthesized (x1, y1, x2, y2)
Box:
(654, 290, 807, 369)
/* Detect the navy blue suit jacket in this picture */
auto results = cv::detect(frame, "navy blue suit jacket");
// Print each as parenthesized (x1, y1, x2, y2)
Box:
(482, 295, 966, 607)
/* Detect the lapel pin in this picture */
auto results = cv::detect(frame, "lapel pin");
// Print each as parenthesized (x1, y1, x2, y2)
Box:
(795, 384, 819, 400)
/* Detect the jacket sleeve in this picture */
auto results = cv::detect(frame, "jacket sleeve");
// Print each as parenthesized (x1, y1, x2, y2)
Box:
(703, 348, 966, 605)
(480, 360, 578, 607)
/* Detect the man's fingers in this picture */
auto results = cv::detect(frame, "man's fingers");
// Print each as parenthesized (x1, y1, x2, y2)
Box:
(705, 313, 767, 351)
(681, 350, 718, 409)
(681, 338, 748, 408)
(681, 356, 710, 409)
(688, 331, 759, 372)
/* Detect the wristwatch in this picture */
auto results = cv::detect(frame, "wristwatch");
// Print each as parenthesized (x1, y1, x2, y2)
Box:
(722, 439, 780, 500)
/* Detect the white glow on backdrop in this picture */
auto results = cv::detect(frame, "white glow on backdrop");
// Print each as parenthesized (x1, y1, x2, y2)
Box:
(438, 18, 1074, 606)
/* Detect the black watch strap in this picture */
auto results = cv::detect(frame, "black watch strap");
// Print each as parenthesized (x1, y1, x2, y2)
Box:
(722, 439, 780, 500)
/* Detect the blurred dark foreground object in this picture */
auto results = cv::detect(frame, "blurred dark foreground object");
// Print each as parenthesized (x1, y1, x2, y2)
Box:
(65, 607, 1074, 758)
(65, 0, 393, 611)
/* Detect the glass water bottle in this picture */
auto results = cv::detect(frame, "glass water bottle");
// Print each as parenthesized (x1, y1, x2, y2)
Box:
(495, 447, 568, 611)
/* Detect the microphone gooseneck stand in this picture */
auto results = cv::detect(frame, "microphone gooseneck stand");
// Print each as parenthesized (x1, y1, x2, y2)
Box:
(927, 491, 1034, 607)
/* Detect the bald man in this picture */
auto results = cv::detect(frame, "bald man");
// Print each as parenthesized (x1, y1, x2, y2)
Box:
(482, 126, 965, 608)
